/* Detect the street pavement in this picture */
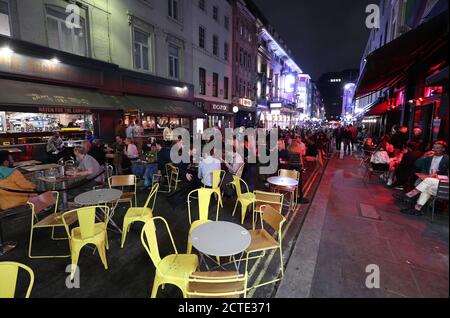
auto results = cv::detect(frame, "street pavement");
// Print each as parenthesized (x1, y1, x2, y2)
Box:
(277, 151, 449, 298)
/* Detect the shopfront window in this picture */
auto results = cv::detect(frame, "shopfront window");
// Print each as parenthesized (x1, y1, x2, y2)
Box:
(0, 112, 93, 133)
(142, 115, 156, 130)
(46, 5, 88, 57)
(157, 117, 170, 131)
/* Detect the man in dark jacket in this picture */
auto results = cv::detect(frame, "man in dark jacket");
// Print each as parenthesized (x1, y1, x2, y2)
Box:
(415, 140, 449, 175)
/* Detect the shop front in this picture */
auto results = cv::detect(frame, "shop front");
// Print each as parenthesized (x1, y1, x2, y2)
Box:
(123, 95, 204, 141)
(234, 98, 256, 128)
(201, 101, 234, 133)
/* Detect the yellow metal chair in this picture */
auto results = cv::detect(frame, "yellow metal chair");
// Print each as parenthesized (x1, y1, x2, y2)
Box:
(202, 170, 226, 209)
(62, 206, 110, 280)
(186, 188, 219, 254)
(253, 191, 284, 229)
(186, 271, 248, 298)
(121, 183, 159, 248)
(245, 205, 286, 290)
(27, 191, 78, 259)
(0, 262, 34, 298)
(167, 163, 181, 192)
(230, 175, 256, 224)
(140, 217, 199, 298)
(108, 175, 137, 207)
(276, 169, 300, 211)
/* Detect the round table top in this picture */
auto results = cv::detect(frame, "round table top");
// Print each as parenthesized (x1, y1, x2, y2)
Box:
(267, 176, 298, 187)
(191, 221, 251, 257)
(74, 189, 123, 206)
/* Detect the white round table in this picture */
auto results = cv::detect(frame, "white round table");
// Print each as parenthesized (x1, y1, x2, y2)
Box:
(74, 189, 123, 206)
(267, 176, 298, 187)
(74, 189, 123, 233)
(191, 221, 251, 271)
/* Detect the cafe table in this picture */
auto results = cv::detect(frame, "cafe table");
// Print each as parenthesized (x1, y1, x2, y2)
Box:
(267, 176, 299, 211)
(191, 221, 251, 272)
(37, 174, 86, 210)
(21, 163, 61, 173)
(74, 189, 123, 233)
(13, 160, 42, 168)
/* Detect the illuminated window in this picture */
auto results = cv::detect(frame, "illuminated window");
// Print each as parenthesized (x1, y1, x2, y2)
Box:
(46, 5, 87, 56)
(0, 0, 11, 36)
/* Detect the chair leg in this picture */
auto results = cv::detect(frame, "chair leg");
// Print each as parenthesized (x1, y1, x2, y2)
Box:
(28, 226, 35, 259)
(241, 203, 250, 224)
(121, 218, 130, 248)
(151, 276, 161, 298)
(232, 200, 239, 217)
(279, 246, 284, 277)
(97, 241, 108, 270)
(70, 244, 82, 280)
(187, 238, 193, 254)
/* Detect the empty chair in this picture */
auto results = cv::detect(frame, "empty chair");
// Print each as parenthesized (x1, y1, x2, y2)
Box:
(245, 205, 286, 290)
(108, 175, 137, 207)
(186, 271, 248, 298)
(253, 191, 284, 229)
(276, 169, 300, 211)
(430, 179, 449, 223)
(186, 188, 219, 254)
(203, 170, 226, 209)
(62, 206, 110, 280)
(140, 217, 199, 298)
(0, 262, 34, 298)
(121, 183, 159, 248)
(27, 191, 78, 259)
(230, 175, 256, 224)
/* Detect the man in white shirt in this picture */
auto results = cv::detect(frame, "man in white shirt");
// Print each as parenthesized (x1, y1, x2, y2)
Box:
(126, 122, 135, 139)
(198, 150, 222, 187)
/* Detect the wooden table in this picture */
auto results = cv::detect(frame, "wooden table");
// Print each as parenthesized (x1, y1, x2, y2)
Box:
(38, 175, 85, 209)
(21, 164, 61, 173)
(13, 160, 42, 168)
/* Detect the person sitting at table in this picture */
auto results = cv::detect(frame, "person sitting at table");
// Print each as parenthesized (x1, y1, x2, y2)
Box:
(72, 146, 104, 188)
(386, 141, 423, 189)
(124, 138, 139, 160)
(394, 175, 449, 216)
(0, 152, 36, 210)
(46, 135, 60, 163)
(198, 148, 222, 188)
(287, 135, 306, 167)
(414, 140, 449, 176)
(156, 140, 172, 175)
(89, 139, 106, 166)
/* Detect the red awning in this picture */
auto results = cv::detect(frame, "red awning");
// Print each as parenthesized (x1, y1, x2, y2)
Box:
(365, 100, 389, 116)
(355, 12, 448, 98)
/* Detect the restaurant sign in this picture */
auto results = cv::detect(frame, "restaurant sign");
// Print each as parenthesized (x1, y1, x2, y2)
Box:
(38, 107, 92, 114)
(239, 98, 253, 107)
(0, 53, 103, 87)
(204, 102, 232, 114)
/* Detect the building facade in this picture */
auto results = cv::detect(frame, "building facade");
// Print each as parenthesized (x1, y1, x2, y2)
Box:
(191, 0, 233, 134)
(355, 0, 448, 144)
(0, 0, 204, 159)
(231, 0, 257, 127)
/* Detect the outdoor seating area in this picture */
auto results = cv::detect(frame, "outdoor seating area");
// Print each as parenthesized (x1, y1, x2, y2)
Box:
(0, 127, 329, 298)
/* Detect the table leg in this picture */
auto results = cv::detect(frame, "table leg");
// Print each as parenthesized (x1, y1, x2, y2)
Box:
(0, 219, 17, 256)
(106, 199, 122, 234)
(61, 181, 68, 211)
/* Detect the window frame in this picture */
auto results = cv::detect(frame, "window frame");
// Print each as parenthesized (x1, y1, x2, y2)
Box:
(212, 34, 219, 56)
(199, 67, 206, 95)
(199, 25, 206, 49)
(224, 42, 229, 61)
(168, 43, 181, 79)
(132, 27, 152, 72)
(212, 72, 219, 97)
(168, 0, 181, 23)
(44, 4, 89, 57)
(0, 0, 12, 37)
(224, 76, 229, 100)
(212, 5, 219, 22)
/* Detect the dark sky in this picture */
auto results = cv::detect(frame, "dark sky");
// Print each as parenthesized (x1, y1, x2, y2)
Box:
(252, 0, 374, 80)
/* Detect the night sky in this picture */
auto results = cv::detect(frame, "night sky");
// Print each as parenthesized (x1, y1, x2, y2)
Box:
(253, 0, 375, 80)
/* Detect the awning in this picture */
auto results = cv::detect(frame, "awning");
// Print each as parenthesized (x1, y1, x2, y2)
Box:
(0, 78, 123, 110)
(363, 97, 390, 116)
(355, 12, 448, 98)
(125, 95, 204, 117)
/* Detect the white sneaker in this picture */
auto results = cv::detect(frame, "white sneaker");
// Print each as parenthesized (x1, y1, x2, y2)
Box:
(386, 180, 393, 187)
